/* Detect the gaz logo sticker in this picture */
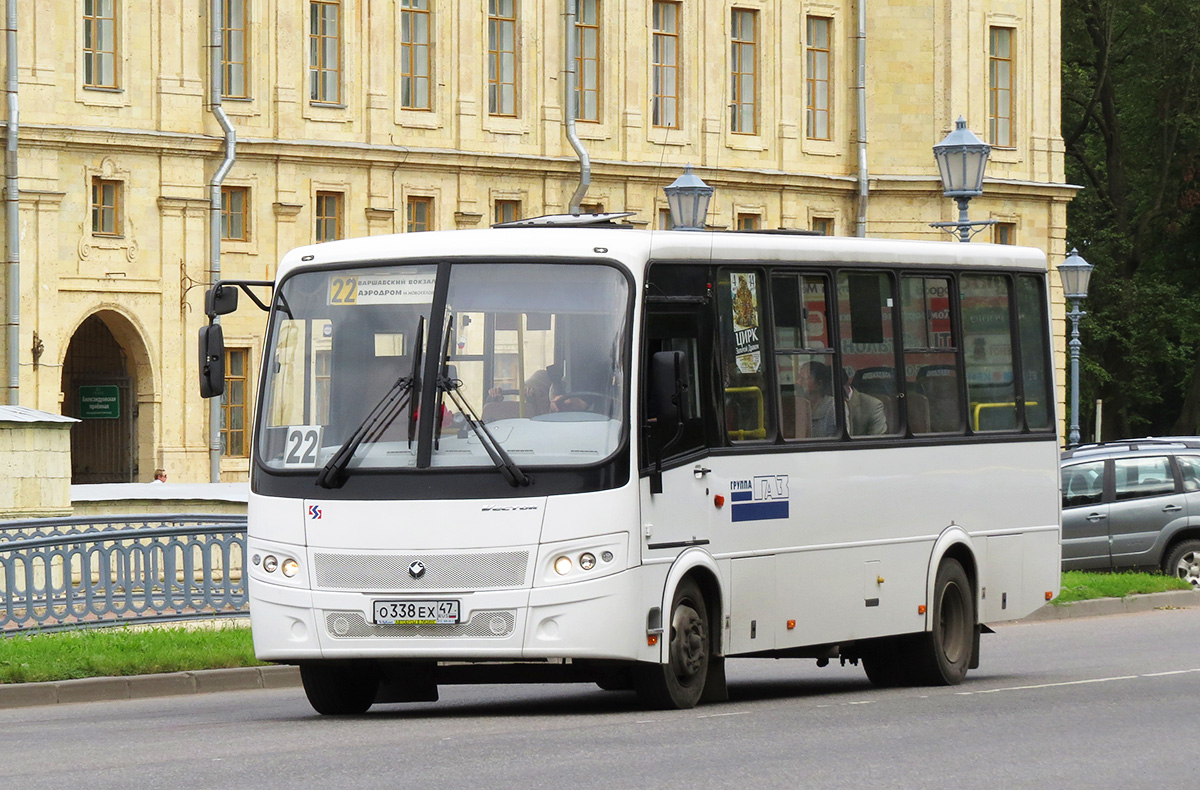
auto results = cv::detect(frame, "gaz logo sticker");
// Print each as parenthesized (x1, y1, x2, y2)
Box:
(308, 504, 322, 520)
(730, 476, 789, 522)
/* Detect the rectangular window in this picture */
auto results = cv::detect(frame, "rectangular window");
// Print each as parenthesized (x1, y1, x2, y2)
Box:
(839, 271, 899, 437)
(806, 17, 831, 141)
(1016, 275, 1052, 430)
(221, 186, 249, 241)
(772, 273, 835, 440)
(811, 217, 834, 236)
(406, 196, 432, 232)
(719, 271, 770, 441)
(400, 0, 432, 110)
(310, 0, 341, 103)
(91, 178, 121, 235)
(902, 275, 962, 434)
(730, 9, 756, 134)
(222, 0, 248, 98)
(989, 27, 1013, 147)
(488, 0, 517, 116)
(83, 0, 118, 89)
(652, 2, 679, 129)
(658, 207, 672, 230)
(736, 213, 760, 231)
(221, 348, 249, 457)
(494, 199, 520, 225)
(961, 274, 1016, 431)
(315, 192, 343, 242)
(994, 221, 1016, 245)
(575, 0, 599, 121)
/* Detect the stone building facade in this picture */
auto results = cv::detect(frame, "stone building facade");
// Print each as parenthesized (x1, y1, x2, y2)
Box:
(1, 0, 1072, 483)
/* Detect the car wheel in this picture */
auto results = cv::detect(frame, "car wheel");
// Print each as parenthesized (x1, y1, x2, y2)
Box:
(1163, 539, 1200, 588)
(907, 558, 974, 686)
(635, 578, 709, 709)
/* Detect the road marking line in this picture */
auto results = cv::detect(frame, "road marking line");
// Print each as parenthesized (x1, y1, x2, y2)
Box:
(697, 711, 749, 718)
(1141, 668, 1200, 677)
(956, 675, 1138, 695)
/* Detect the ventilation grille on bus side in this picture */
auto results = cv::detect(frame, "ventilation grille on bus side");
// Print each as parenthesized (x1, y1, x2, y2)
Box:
(312, 551, 529, 590)
(324, 610, 516, 639)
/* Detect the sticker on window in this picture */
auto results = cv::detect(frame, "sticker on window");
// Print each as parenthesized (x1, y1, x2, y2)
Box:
(283, 425, 324, 468)
(730, 272, 762, 373)
(327, 273, 436, 306)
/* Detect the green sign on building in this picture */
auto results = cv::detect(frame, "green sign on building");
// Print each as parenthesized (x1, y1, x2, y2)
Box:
(79, 385, 120, 420)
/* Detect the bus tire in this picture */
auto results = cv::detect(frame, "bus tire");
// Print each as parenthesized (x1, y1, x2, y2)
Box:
(300, 661, 379, 715)
(909, 558, 974, 686)
(635, 578, 709, 709)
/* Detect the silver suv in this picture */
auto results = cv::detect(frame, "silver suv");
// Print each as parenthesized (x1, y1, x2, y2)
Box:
(1061, 438, 1200, 586)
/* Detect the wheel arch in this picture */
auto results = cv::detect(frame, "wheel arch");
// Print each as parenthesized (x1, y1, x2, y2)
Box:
(657, 548, 725, 661)
(925, 526, 979, 630)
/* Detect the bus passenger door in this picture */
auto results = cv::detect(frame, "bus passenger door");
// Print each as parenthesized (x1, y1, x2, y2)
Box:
(639, 300, 716, 552)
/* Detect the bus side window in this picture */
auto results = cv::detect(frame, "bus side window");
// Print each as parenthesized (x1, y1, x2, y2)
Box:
(772, 272, 836, 440)
(901, 275, 963, 434)
(1016, 275, 1053, 430)
(838, 271, 899, 437)
(717, 271, 771, 442)
(961, 274, 1016, 431)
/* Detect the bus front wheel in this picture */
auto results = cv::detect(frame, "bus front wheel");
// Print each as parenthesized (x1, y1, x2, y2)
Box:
(300, 661, 379, 715)
(908, 558, 974, 685)
(636, 578, 709, 709)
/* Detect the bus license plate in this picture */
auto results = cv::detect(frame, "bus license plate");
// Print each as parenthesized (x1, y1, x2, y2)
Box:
(372, 599, 460, 625)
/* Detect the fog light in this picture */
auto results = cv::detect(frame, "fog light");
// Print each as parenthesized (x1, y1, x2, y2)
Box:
(554, 556, 572, 575)
(579, 552, 596, 571)
(281, 558, 300, 578)
(263, 555, 279, 573)
(600, 551, 614, 563)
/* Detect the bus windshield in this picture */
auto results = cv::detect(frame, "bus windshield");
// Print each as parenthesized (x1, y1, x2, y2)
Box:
(257, 261, 630, 474)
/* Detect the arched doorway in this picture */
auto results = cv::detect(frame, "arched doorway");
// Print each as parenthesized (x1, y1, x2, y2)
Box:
(61, 315, 139, 483)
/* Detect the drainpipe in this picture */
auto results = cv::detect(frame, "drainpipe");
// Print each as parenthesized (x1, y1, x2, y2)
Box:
(564, 0, 590, 213)
(854, 0, 868, 237)
(208, 0, 236, 482)
(5, 0, 19, 404)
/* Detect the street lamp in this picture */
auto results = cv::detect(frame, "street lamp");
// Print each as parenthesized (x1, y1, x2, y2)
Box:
(1057, 248, 1095, 448)
(931, 117, 995, 242)
(663, 164, 713, 231)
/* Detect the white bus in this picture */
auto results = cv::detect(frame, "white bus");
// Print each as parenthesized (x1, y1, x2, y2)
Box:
(199, 215, 1061, 714)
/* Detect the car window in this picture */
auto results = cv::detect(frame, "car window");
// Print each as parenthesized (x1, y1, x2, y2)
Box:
(1062, 460, 1104, 508)
(1177, 455, 1200, 492)
(1113, 456, 1175, 501)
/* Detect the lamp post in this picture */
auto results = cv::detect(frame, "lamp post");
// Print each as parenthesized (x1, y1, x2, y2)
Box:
(931, 117, 994, 241)
(663, 164, 714, 231)
(1057, 248, 1095, 448)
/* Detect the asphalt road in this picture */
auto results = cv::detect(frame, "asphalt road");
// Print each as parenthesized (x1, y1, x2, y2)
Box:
(4, 607, 1198, 790)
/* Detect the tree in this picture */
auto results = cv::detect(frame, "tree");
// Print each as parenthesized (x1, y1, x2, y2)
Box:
(1062, 0, 1200, 439)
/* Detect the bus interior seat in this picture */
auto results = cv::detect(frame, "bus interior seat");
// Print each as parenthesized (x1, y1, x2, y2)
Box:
(917, 364, 961, 432)
(907, 391, 930, 433)
(852, 367, 898, 433)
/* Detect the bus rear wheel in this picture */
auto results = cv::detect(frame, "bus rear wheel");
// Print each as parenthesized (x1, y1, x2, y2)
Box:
(636, 578, 709, 709)
(908, 558, 974, 686)
(300, 661, 379, 715)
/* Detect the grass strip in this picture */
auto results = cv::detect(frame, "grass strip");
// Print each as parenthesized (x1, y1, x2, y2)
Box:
(0, 623, 265, 684)
(1055, 570, 1193, 604)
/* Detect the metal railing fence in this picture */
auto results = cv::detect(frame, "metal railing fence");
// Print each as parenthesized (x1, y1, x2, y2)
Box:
(0, 514, 248, 634)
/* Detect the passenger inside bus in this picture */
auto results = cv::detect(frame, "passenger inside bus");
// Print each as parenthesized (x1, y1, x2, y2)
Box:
(797, 361, 887, 438)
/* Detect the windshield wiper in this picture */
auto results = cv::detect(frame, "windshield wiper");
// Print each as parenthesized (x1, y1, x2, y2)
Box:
(315, 317, 425, 489)
(436, 314, 530, 488)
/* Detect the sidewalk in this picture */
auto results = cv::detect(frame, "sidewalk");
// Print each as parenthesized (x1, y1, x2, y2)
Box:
(3, 589, 1198, 710)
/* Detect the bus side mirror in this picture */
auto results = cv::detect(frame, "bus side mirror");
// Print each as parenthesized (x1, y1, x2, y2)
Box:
(205, 284, 239, 317)
(651, 350, 687, 428)
(199, 323, 226, 398)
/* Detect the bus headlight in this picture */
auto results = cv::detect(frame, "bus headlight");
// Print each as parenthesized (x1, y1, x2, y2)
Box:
(263, 555, 279, 573)
(536, 533, 628, 587)
(281, 558, 300, 578)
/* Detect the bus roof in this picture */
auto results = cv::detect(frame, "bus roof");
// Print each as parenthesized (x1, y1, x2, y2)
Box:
(276, 226, 1049, 282)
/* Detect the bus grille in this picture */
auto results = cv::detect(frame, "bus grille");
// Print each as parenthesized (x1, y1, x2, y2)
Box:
(312, 551, 529, 590)
(324, 610, 516, 639)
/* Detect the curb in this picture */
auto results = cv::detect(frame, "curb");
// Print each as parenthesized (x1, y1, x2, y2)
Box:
(2, 590, 1197, 710)
(1020, 588, 1200, 622)
(0, 664, 300, 710)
